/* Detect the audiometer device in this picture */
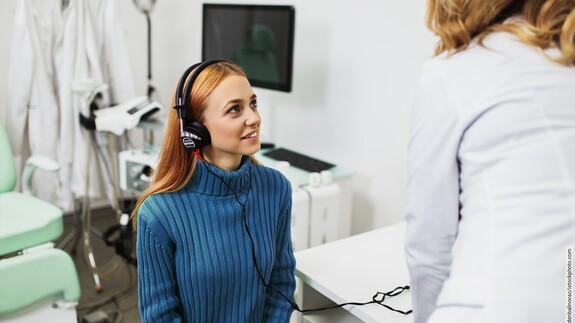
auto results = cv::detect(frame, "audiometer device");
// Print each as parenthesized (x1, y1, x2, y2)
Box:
(94, 96, 163, 135)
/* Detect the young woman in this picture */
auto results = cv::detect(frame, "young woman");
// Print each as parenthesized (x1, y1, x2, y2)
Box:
(405, 1, 575, 323)
(133, 60, 296, 322)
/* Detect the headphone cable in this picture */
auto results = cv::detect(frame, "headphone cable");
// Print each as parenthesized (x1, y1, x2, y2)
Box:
(203, 159, 412, 315)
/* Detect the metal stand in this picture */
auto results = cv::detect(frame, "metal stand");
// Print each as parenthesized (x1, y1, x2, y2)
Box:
(58, 131, 125, 292)
(58, 83, 124, 292)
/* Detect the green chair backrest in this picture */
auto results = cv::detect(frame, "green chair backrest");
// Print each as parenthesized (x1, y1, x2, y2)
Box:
(0, 119, 16, 193)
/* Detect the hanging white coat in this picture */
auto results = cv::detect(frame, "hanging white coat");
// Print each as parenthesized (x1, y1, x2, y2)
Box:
(8, 0, 136, 211)
(7, 0, 62, 204)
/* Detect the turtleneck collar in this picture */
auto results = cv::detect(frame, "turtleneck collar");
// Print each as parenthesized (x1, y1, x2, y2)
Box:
(187, 155, 252, 196)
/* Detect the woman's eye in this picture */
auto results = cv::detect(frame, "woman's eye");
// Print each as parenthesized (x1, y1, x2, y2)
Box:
(250, 99, 258, 109)
(227, 105, 240, 114)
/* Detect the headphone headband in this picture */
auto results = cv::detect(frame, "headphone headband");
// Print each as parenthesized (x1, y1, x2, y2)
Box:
(175, 59, 226, 109)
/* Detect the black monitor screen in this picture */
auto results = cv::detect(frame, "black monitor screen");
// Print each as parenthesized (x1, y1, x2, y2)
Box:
(202, 4, 295, 92)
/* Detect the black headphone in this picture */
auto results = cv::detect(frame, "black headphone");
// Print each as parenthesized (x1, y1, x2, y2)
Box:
(173, 59, 226, 150)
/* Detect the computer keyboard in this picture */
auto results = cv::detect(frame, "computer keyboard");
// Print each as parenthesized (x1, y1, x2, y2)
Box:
(263, 148, 336, 173)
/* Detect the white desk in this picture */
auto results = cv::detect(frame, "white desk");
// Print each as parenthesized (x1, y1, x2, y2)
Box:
(294, 222, 413, 323)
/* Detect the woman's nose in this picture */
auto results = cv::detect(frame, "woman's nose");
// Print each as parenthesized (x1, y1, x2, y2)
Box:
(245, 108, 261, 127)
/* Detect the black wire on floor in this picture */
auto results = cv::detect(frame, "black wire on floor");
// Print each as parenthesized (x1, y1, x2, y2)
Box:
(77, 260, 138, 322)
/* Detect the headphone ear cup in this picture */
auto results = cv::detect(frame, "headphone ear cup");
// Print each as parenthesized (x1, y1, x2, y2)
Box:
(184, 121, 211, 150)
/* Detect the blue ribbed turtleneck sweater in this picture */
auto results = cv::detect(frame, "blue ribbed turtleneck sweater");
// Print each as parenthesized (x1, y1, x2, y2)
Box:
(136, 156, 296, 322)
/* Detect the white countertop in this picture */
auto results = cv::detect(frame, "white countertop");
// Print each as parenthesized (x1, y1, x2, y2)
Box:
(294, 222, 413, 323)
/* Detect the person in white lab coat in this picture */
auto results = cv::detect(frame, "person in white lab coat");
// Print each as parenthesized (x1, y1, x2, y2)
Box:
(405, 1, 575, 323)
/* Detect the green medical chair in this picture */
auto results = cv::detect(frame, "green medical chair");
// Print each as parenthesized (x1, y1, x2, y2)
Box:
(0, 119, 81, 322)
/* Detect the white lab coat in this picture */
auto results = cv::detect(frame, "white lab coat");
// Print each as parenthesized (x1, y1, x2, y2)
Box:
(8, 0, 136, 211)
(405, 31, 575, 323)
(7, 0, 61, 203)
(93, 0, 136, 105)
(56, 0, 136, 211)
(55, 0, 105, 211)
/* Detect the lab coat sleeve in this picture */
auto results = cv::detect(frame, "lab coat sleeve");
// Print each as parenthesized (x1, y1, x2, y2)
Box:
(137, 203, 182, 323)
(264, 181, 296, 322)
(405, 60, 461, 323)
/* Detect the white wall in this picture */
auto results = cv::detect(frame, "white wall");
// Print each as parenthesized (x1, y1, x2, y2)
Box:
(0, 0, 437, 234)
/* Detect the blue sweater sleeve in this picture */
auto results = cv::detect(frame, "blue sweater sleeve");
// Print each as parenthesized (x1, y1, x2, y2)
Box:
(137, 198, 182, 323)
(263, 180, 296, 322)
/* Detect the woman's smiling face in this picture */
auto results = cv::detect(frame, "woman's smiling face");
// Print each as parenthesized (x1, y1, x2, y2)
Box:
(201, 74, 261, 170)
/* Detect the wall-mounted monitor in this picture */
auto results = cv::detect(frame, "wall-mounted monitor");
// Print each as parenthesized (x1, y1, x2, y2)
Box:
(202, 4, 295, 92)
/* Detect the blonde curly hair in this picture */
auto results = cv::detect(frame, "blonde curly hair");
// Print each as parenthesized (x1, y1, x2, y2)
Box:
(427, 0, 575, 65)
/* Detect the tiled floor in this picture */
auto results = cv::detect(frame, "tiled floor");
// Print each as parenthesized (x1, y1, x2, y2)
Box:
(58, 207, 141, 323)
